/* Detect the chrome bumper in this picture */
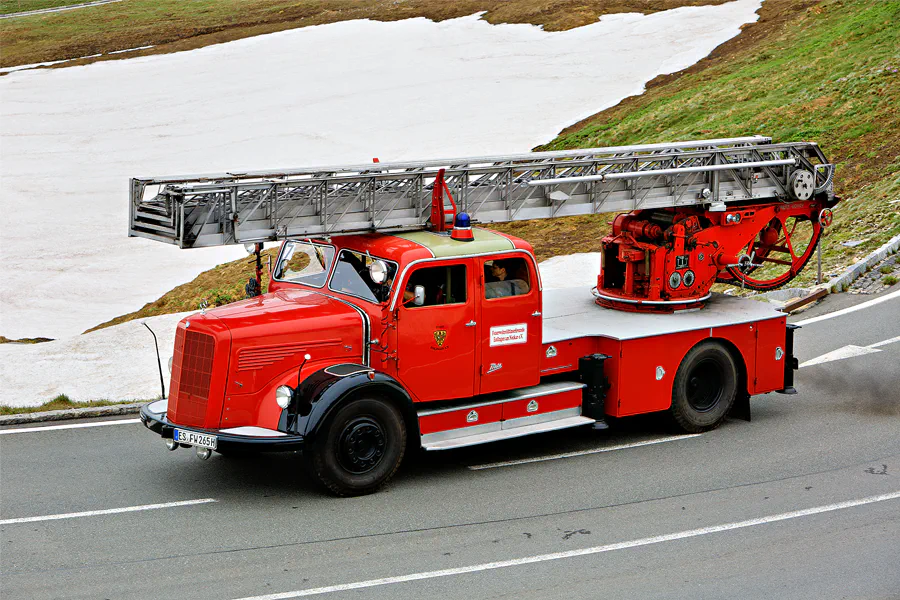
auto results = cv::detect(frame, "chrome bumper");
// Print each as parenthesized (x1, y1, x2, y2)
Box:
(140, 400, 305, 452)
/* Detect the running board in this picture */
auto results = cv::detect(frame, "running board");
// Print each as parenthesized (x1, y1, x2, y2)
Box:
(421, 411, 595, 451)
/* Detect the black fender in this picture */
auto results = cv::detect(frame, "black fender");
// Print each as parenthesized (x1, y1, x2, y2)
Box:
(278, 363, 417, 444)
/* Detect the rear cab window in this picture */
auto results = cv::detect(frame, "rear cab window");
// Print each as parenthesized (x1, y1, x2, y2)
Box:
(483, 256, 532, 299)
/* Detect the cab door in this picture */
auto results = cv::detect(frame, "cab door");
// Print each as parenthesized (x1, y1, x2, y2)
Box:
(395, 260, 476, 402)
(478, 254, 542, 394)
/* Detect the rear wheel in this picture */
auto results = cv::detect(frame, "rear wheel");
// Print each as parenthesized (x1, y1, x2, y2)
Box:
(669, 342, 738, 433)
(306, 397, 406, 497)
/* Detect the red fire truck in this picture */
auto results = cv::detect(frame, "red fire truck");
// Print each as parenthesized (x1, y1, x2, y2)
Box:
(134, 137, 836, 495)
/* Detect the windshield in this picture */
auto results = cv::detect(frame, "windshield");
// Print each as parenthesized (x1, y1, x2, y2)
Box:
(328, 250, 397, 303)
(274, 241, 335, 287)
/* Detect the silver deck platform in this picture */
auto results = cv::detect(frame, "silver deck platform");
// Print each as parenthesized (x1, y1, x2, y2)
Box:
(542, 288, 784, 343)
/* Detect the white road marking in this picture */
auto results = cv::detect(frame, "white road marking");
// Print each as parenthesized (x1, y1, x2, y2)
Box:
(799, 345, 881, 368)
(794, 288, 900, 327)
(799, 334, 900, 368)
(468, 435, 702, 470)
(233, 490, 900, 600)
(0, 498, 217, 525)
(868, 335, 900, 349)
(0, 418, 141, 435)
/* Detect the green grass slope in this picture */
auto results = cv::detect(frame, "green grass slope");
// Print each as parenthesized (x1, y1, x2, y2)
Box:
(86, 0, 899, 332)
(544, 0, 900, 286)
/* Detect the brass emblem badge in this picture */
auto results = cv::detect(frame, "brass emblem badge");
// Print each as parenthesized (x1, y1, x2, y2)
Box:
(433, 329, 447, 347)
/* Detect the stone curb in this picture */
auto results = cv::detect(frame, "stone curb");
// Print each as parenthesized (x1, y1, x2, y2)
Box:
(759, 233, 900, 304)
(0, 402, 144, 426)
(811, 233, 900, 294)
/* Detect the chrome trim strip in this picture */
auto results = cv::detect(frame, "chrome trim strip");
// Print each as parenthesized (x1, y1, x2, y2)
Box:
(501, 407, 582, 429)
(592, 288, 713, 306)
(420, 422, 502, 444)
(540, 364, 574, 373)
(323, 364, 373, 377)
(390, 248, 542, 311)
(218, 426, 288, 437)
(422, 415, 595, 451)
(416, 381, 584, 416)
(146, 399, 168, 415)
(307, 291, 371, 367)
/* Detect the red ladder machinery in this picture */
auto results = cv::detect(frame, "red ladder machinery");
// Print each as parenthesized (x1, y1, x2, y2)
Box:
(129, 135, 837, 312)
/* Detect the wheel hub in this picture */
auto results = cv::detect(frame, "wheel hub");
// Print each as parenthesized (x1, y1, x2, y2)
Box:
(338, 417, 386, 474)
(686, 358, 724, 412)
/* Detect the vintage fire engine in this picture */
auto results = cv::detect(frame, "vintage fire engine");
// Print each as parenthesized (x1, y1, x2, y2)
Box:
(132, 136, 836, 495)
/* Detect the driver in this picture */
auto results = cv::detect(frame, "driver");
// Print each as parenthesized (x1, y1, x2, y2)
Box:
(485, 260, 528, 298)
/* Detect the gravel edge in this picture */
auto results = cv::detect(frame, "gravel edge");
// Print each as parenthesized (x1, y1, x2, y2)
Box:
(0, 402, 144, 426)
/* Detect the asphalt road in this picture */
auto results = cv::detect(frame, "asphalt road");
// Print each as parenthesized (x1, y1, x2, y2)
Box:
(2, 288, 899, 600)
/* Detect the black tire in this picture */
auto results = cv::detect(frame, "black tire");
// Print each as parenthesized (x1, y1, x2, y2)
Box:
(669, 341, 738, 433)
(306, 397, 406, 497)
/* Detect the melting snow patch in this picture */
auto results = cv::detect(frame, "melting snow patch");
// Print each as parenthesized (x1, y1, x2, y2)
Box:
(0, 1, 761, 339)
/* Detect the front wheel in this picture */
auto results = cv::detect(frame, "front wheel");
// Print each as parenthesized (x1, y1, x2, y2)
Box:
(669, 341, 738, 433)
(306, 397, 406, 497)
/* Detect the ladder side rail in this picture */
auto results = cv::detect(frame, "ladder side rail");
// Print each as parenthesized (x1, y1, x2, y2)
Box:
(136, 142, 789, 204)
(133, 136, 774, 187)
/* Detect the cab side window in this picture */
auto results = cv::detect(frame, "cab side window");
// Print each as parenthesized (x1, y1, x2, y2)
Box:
(404, 264, 467, 308)
(329, 250, 397, 303)
(484, 257, 531, 299)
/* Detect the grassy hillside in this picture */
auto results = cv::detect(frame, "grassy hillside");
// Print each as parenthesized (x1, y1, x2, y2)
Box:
(0, 0, 726, 68)
(78, 0, 899, 332)
(85, 247, 281, 333)
(544, 0, 900, 286)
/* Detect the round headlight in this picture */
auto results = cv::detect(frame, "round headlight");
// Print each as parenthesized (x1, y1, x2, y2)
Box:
(368, 260, 388, 284)
(275, 385, 293, 409)
(167, 356, 173, 374)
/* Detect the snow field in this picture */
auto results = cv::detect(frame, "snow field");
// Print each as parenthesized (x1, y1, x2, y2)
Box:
(0, 1, 761, 339)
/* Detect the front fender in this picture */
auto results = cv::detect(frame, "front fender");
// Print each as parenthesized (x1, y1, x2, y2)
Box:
(278, 364, 416, 443)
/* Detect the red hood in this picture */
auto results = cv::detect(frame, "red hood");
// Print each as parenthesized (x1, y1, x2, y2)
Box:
(206, 288, 357, 331)
(208, 288, 367, 397)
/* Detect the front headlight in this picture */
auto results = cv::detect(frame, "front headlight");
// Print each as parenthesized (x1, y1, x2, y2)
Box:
(275, 385, 293, 409)
(167, 356, 173, 375)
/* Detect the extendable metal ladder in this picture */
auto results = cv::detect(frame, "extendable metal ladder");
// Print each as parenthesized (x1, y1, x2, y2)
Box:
(129, 135, 834, 249)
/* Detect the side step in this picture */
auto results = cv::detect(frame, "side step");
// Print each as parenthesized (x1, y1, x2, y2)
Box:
(418, 381, 594, 451)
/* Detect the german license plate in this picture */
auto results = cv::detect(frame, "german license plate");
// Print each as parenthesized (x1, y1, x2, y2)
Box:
(173, 429, 217, 450)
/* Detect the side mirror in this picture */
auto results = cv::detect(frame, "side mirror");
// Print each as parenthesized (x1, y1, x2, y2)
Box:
(413, 285, 425, 306)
